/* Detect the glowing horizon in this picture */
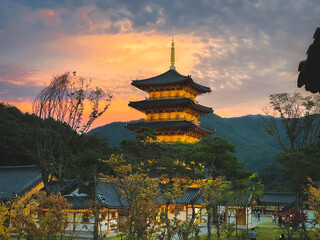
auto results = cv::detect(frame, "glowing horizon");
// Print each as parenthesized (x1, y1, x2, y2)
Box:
(0, 0, 318, 129)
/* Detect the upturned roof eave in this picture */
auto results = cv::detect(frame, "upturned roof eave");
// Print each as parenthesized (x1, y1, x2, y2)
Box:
(132, 79, 211, 94)
(191, 123, 216, 135)
(0, 165, 43, 200)
(125, 120, 216, 135)
(128, 98, 213, 113)
(131, 69, 211, 94)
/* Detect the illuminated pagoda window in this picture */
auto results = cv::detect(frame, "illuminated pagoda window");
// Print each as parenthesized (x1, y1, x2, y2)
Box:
(126, 38, 215, 143)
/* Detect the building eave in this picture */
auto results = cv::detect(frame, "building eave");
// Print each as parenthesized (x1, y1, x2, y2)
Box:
(128, 98, 213, 114)
(131, 69, 211, 94)
(125, 120, 216, 135)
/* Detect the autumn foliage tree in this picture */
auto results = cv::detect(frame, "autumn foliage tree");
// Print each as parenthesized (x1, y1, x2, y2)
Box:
(36, 192, 71, 239)
(0, 197, 39, 240)
(199, 176, 231, 240)
(101, 154, 161, 240)
(0, 192, 71, 240)
(0, 201, 13, 240)
(307, 179, 320, 239)
(156, 178, 189, 240)
(9, 195, 40, 240)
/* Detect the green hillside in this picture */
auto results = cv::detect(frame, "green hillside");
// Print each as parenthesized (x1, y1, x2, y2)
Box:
(200, 114, 284, 172)
(88, 113, 284, 173)
(0, 101, 283, 172)
(0, 102, 39, 166)
(0, 102, 290, 191)
(88, 122, 136, 147)
(0, 102, 111, 167)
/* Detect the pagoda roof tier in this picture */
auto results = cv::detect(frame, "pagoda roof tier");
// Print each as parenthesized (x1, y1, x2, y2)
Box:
(132, 69, 211, 94)
(129, 98, 213, 114)
(126, 120, 216, 135)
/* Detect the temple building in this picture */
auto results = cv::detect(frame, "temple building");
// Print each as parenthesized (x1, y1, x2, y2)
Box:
(126, 39, 215, 143)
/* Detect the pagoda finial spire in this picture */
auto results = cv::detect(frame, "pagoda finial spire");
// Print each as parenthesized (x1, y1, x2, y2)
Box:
(170, 37, 176, 70)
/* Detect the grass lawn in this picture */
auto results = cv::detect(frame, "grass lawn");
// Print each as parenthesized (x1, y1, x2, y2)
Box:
(101, 227, 304, 240)
(197, 227, 304, 240)
(258, 221, 279, 227)
(11, 237, 122, 240)
(196, 227, 279, 240)
(10, 228, 305, 239)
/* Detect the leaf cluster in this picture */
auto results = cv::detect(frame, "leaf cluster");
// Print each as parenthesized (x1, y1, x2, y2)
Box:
(101, 154, 160, 240)
(0, 192, 71, 240)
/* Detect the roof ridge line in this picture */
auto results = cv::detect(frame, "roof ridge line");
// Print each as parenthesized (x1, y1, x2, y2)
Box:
(0, 165, 40, 169)
(132, 69, 190, 82)
(15, 173, 42, 195)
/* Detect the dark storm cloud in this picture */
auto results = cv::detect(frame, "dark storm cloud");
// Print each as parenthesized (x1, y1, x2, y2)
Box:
(0, 0, 319, 111)
(1, 0, 319, 37)
(13, 0, 87, 10)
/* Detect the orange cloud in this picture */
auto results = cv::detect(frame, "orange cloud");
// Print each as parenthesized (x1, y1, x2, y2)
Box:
(78, 7, 94, 26)
(42, 32, 205, 78)
(5, 31, 270, 129)
(11, 32, 206, 129)
(39, 9, 56, 19)
(8, 31, 268, 129)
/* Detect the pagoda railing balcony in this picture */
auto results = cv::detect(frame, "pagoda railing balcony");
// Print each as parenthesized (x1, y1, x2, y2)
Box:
(145, 118, 199, 123)
(146, 96, 198, 103)
(146, 96, 183, 100)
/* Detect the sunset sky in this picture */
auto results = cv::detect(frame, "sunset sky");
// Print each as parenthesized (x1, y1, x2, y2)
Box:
(0, 0, 319, 129)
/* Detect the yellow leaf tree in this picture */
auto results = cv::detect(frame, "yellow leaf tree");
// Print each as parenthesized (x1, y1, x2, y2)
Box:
(101, 154, 161, 240)
(308, 179, 320, 239)
(0, 201, 12, 240)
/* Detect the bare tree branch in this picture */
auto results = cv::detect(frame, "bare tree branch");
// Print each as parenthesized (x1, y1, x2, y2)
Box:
(33, 72, 112, 192)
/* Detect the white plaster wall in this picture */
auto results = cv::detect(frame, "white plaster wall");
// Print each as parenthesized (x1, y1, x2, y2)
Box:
(100, 220, 108, 231)
(226, 209, 237, 224)
(109, 219, 118, 230)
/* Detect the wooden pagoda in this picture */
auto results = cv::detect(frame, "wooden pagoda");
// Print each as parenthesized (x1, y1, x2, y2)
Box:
(126, 39, 215, 143)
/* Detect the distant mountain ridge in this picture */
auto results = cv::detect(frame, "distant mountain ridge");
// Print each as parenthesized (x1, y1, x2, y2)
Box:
(88, 113, 284, 173)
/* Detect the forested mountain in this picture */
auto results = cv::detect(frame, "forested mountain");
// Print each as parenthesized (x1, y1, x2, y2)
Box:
(88, 113, 286, 173)
(0, 102, 290, 191)
(0, 102, 111, 167)
(0, 102, 39, 166)
(0, 101, 284, 172)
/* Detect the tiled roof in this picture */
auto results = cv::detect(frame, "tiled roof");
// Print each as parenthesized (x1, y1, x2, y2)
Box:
(132, 70, 211, 93)
(225, 191, 252, 207)
(129, 98, 213, 114)
(63, 182, 128, 209)
(258, 192, 296, 205)
(169, 188, 252, 207)
(0, 165, 251, 209)
(45, 179, 81, 195)
(97, 182, 128, 208)
(0, 165, 42, 200)
(66, 184, 251, 209)
(174, 188, 203, 205)
(126, 120, 216, 134)
(65, 196, 92, 209)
